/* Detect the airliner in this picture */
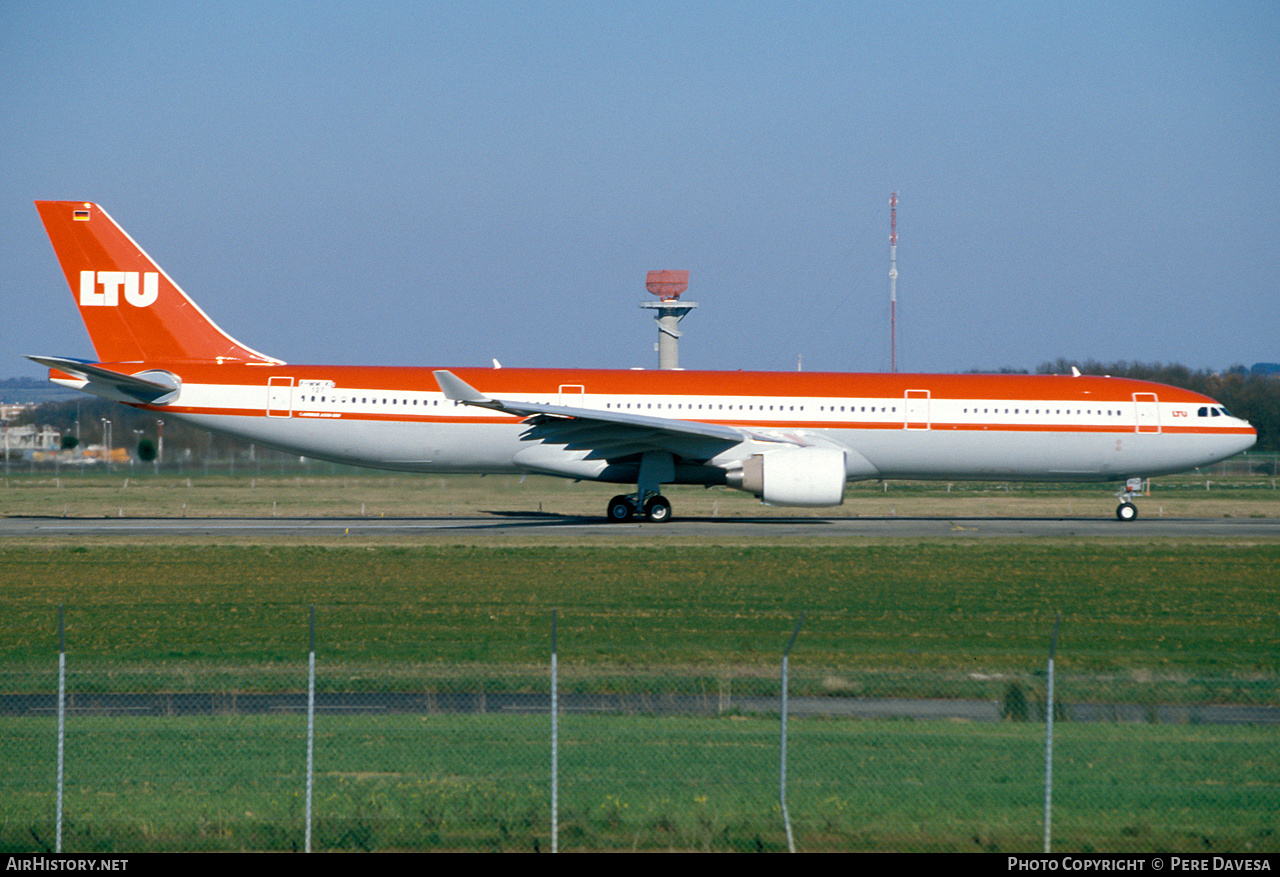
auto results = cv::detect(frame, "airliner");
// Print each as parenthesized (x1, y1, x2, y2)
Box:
(30, 201, 1256, 522)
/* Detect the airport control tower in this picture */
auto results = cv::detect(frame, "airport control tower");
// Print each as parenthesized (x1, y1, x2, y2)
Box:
(640, 270, 696, 370)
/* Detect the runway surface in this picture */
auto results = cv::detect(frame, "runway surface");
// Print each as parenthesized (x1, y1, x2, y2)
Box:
(2, 513, 1277, 541)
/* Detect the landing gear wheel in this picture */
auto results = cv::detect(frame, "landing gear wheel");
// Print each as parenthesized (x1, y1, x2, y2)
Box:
(606, 495, 636, 522)
(1116, 501, 1138, 522)
(643, 495, 673, 523)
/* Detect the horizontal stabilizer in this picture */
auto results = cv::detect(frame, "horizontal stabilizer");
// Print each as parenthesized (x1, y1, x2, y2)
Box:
(27, 355, 180, 404)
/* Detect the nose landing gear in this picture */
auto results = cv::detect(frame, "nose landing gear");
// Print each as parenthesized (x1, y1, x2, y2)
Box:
(1115, 477, 1144, 521)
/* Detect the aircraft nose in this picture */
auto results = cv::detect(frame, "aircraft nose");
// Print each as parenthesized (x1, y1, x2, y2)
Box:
(1241, 422, 1258, 452)
(1229, 418, 1258, 457)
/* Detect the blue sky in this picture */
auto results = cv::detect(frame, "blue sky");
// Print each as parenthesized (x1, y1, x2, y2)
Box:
(3, 1, 1277, 378)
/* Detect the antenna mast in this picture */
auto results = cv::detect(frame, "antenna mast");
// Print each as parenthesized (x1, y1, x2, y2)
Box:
(889, 192, 898, 373)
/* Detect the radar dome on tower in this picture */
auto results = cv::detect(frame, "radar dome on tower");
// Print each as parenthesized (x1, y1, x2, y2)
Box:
(645, 270, 689, 301)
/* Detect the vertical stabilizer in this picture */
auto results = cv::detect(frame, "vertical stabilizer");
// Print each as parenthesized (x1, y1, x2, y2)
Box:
(34, 201, 281, 364)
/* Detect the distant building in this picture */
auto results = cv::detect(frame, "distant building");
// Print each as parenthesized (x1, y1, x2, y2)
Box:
(2, 423, 62, 454)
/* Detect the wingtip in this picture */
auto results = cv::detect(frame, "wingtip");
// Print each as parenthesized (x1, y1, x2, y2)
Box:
(433, 369, 491, 404)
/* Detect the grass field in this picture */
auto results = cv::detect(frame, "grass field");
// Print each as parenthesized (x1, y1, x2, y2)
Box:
(2, 715, 1276, 852)
(0, 542, 1277, 683)
(1, 472, 1277, 851)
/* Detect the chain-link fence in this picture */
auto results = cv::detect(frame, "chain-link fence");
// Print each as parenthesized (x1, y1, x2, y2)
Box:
(1, 609, 1276, 853)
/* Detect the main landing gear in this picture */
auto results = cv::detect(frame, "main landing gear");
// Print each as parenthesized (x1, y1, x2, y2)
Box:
(606, 451, 676, 523)
(1115, 477, 1143, 522)
(606, 493, 673, 523)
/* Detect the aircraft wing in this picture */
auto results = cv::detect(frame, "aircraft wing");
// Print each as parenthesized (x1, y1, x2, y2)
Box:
(434, 369, 768, 461)
(28, 355, 180, 404)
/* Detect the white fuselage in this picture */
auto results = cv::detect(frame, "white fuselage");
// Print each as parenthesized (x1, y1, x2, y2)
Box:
(66, 364, 1254, 487)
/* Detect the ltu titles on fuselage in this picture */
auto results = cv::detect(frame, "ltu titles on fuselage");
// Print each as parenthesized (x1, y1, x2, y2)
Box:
(31, 201, 1257, 524)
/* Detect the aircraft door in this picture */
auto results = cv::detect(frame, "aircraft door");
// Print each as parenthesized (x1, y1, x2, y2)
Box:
(267, 376, 294, 418)
(904, 389, 930, 430)
(1133, 392, 1160, 433)
(559, 384, 585, 406)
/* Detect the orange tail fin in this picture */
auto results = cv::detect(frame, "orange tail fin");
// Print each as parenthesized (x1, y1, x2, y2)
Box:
(34, 201, 281, 365)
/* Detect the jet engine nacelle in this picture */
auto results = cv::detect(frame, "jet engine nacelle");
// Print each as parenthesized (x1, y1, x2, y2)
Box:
(727, 447, 847, 506)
